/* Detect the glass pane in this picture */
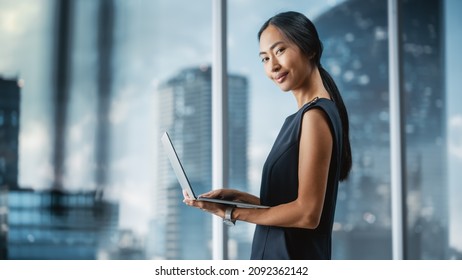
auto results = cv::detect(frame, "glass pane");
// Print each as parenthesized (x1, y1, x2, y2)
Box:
(401, 0, 448, 259)
(317, 0, 391, 259)
(0, 0, 211, 259)
(401, 0, 462, 260)
(228, 0, 391, 259)
(141, 1, 212, 260)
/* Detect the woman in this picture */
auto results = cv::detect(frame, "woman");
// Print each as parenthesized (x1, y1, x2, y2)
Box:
(183, 11, 352, 260)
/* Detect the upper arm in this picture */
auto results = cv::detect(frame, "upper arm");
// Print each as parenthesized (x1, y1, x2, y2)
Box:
(297, 108, 333, 225)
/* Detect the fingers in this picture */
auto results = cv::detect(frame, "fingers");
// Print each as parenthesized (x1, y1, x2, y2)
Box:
(183, 196, 205, 209)
(183, 196, 196, 207)
(198, 190, 217, 198)
(182, 198, 225, 217)
(199, 188, 230, 199)
(182, 189, 190, 199)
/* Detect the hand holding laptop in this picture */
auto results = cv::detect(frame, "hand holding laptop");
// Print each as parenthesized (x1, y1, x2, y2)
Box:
(182, 189, 227, 217)
(182, 187, 263, 209)
(161, 131, 268, 209)
(199, 189, 262, 206)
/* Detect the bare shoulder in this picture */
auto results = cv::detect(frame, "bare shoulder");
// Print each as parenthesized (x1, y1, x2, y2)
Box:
(301, 108, 331, 136)
(298, 107, 333, 178)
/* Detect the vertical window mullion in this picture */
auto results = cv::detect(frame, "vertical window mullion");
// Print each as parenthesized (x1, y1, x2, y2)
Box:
(388, 0, 406, 260)
(212, 0, 229, 260)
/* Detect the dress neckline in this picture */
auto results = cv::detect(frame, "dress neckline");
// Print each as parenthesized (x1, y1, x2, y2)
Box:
(286, 97, 333, 120)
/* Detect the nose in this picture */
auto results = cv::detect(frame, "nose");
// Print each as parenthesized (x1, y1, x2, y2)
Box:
(270, 57, 281, 73)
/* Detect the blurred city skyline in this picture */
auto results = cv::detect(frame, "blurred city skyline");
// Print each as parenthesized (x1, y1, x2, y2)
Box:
(1, 0, 461, 259)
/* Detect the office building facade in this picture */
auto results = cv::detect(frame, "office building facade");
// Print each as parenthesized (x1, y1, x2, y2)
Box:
(0, 77, 21, 190)
(0, 77, 21, 259)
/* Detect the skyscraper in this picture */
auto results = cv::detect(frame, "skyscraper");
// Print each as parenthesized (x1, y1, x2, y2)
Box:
(0, 77, 21, 190)
(150, 66, 248, 259)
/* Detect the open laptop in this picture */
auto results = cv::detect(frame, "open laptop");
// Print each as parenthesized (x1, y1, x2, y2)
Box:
(161, 132, 269, 209)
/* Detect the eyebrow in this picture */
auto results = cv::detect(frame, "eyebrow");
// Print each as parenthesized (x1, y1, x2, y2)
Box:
(259, 41, 284, 56)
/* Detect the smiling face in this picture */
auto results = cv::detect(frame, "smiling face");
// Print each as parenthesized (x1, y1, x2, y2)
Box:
(259, 24, 313, 93)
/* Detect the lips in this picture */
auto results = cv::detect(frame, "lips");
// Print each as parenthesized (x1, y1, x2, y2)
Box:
(274, 72, 288, 83)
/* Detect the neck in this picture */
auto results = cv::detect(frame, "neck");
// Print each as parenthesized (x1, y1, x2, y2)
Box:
(292, 66, 329, 109)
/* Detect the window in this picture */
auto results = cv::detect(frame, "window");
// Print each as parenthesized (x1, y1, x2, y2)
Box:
(1, 0, 460, 260)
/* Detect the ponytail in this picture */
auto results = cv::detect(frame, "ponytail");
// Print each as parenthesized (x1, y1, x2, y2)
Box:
(318, 65, 352, 181)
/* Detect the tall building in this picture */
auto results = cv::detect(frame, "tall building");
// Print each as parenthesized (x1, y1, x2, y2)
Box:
(315, 0, 446, 259)
(0, 77, 21, 259)
(150, 66, 248, 259)
(0, 77, 21, 190)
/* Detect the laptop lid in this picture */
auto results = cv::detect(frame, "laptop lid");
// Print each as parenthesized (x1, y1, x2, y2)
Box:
(161, 131, 198, 200)
(161, 132, 268, 209)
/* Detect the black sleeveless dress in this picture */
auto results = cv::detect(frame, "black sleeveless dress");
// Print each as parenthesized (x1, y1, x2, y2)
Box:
(250, 98, 342, 260)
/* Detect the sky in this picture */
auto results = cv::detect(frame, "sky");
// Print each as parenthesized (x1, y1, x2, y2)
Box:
(0, 0, 461, 253)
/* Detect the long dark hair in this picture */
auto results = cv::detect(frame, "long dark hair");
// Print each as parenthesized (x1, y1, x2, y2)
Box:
(258, 11, 352, 181)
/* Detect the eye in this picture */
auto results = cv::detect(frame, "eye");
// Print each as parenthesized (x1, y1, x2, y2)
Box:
(261, 56, 269, 63)
(275, 47, 285, 55)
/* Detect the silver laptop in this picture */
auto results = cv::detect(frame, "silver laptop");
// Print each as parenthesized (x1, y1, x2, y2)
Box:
(161, 132, 269, 209)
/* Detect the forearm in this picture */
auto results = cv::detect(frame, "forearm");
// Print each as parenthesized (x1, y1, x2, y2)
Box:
(233, 200, 321, 229)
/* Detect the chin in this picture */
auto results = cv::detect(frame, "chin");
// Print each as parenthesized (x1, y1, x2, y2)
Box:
(276, 82, 293, 92)
(274, 83, 289, 92)
(278, 86, 291, 92)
